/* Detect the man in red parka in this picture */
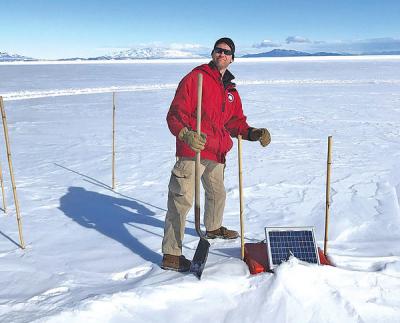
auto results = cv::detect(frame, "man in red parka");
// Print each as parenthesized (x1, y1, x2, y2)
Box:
(161, 37, 271, 271)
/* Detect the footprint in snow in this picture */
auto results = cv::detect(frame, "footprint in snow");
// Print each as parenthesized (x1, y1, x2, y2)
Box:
(111, 265, 152, 281)
(28, 286, 70, 303)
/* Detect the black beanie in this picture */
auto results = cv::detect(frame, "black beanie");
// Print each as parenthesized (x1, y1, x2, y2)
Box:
(213, 37, 235, 60)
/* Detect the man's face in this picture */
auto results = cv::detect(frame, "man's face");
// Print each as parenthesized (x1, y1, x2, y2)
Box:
(212, 42, 233, 72)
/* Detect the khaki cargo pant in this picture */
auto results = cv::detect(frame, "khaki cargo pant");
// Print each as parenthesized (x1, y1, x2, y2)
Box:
(162, 157, 226, 256)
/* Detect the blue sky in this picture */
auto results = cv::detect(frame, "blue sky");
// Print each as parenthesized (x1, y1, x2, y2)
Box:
(1, 0, 400, 59)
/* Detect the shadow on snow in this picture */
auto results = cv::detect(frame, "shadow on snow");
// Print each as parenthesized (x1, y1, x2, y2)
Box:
(58, 186, 198, 265)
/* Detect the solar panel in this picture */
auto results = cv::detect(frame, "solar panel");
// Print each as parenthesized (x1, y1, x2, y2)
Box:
(265, 226, 320, 269)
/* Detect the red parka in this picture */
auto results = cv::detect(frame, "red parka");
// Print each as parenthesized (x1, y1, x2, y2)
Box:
(167, 62, 252, 163)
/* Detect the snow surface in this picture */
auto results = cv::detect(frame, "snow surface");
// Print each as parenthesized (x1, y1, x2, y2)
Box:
(1, 57, 400, 322)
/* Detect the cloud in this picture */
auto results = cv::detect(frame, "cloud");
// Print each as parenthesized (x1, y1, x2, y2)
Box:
(302, 37, 400, 54)
(354, 37, 400, 52)
(286, 36, 311, 44)
(96, 47, 131, 52)
(169, 43, 202, 50)
(253, 40, 281, 48)
(114, 42, 206, 52)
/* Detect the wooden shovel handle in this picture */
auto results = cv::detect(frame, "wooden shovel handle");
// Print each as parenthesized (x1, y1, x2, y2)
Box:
(195, 73, 204, 238)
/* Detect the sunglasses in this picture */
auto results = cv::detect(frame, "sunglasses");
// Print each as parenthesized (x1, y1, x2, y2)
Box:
(213, 47, 233, 56)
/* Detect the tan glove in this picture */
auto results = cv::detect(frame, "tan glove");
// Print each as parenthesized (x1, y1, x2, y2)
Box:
(178, 127, 207, 152)
(249, 128, 271, 147)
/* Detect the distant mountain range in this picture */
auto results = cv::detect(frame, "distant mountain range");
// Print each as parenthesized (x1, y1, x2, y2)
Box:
(2, 48, 400, 62)
(242, 49, 400, 58)
(1, 48, 205, 62)
(241, 49, 346, 58)
(0, 51, 36, 62)
(59, 48, 205, 61)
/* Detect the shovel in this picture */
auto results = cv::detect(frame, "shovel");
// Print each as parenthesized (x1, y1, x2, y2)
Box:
(190, 73, 210, 279)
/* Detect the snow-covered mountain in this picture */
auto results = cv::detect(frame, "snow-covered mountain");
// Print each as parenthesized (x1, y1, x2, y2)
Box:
(91, 47, 207, 60)
(0, 51, 36, 62)
(242, 49, 346, 58)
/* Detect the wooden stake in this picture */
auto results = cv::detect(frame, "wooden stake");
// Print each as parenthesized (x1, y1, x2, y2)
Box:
(0, 161, 6, 213)
(112, 92, 116, 189)
(324, 136, 333, 256)
(238, 135, 245, 260)
(0, 96, 25, 249)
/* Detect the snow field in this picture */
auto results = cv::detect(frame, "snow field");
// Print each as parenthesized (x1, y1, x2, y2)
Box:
(0, 58, 400, 322)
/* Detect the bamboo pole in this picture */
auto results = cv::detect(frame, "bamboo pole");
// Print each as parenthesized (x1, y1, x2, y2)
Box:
(112, 92, 116, 189)
(0, 96, 25, 249)
(238, 135, 245, 260)
(324, 136, 333, 256)
(0, 161, 6, 213)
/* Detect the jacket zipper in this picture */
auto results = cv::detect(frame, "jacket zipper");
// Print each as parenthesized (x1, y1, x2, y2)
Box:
(220, 80, 226, 112)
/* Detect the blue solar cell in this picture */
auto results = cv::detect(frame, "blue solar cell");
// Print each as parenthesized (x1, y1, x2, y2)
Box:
(265, 227, 320, 268)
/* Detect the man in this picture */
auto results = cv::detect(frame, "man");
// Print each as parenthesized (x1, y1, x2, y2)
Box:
(161, 37, 271, 272)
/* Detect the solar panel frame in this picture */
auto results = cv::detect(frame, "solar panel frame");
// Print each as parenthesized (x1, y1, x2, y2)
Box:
(265, 226, 320, 269)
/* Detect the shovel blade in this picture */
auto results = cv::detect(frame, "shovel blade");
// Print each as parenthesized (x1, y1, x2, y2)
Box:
(190, 237, 210, 279)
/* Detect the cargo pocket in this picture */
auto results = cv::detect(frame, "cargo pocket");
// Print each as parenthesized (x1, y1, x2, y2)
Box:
(168, 161, 193, 197)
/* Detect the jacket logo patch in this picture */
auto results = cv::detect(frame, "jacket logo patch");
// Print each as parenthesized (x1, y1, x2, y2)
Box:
(227, 93, 234, 103)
